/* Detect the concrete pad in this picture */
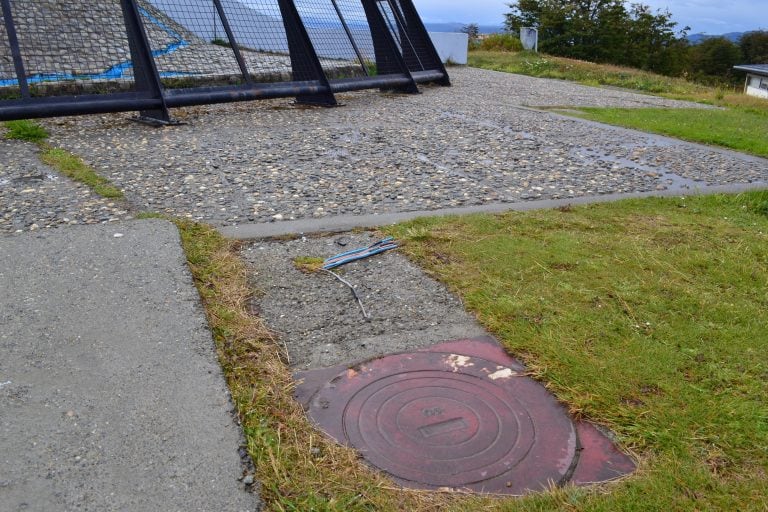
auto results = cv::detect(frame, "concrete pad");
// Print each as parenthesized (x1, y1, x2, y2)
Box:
(0, 221, 260, 512)
(241, 233, 487, 370)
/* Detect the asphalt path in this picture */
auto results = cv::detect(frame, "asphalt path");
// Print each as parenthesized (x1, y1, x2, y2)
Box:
(0, 220, 260, 512)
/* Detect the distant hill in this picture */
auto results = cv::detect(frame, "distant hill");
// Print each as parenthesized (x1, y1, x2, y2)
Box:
(423, 22, 504, 34)
(687, 32, 745, 44)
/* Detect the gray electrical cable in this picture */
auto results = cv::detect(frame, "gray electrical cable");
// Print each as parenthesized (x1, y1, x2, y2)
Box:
(322, 269, 371, 320)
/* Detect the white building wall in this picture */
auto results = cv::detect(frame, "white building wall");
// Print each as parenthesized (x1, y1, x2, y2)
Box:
(745, 74, 768, 99)
(746, 85, 768, 99)
(428, 32, 469, 65)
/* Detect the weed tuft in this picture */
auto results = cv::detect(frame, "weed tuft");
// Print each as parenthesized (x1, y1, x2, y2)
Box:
(135, 212, 168, 220)
(293, 256, 324, 273)
(3, 119, 49, 142)
(735, 190, 768, 216)
(3, 120, 126, 200)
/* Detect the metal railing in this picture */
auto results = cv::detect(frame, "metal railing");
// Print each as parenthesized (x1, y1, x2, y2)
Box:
(0, 0, 449, 123)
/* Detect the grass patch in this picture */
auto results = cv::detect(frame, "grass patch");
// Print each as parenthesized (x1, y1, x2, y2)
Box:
(743, 189, 768, 216)
(468, 50, 716, 98)
(175, 218, 627, 511)
(135, 212, 167, 220)
(40, 147, 123, 199)
(3, 119, 49, 142)
(386, 192, 768, 511)
(211, 38, 232, 48)
(293, 256, 324, 274)
(4, 119, 125, 199)
(474, 33, 523, 52)
(573, 107, 768, 157)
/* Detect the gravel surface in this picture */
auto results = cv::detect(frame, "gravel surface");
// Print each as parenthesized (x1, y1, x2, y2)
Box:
(0, 138, 132, 234)
(3, 66, 767, 232)
(241, 233, 486, 370)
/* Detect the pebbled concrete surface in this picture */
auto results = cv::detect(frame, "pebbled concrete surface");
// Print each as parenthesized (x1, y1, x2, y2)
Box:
(0, 138, 131, 234)
(0, 220, 260, 512)
(242, 233, 487, 370)
(32, 66, 766, 231)
(2, 67, 766, 234)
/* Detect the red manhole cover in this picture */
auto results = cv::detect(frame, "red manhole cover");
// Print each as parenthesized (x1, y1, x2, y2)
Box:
(306, 351, 577, 494)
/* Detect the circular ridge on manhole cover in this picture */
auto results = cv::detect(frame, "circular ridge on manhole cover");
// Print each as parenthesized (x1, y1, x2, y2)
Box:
(307, 352, 577, 494)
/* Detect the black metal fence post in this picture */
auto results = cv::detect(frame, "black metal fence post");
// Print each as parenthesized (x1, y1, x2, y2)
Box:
(1, 0, 30, 98)
(361, 0, 418, 93)
(120, 0, 174, 124)
(276, 0, 337, 106)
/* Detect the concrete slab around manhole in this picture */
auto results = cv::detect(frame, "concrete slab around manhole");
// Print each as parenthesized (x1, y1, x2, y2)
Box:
(0, 221, 260, 512)
(243, 233, 634, 495)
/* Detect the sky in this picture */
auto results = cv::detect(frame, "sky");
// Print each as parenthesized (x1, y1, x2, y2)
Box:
(413, 0, 767, 35)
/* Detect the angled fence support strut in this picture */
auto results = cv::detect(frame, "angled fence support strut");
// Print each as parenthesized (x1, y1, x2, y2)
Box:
(121, 0, 175, 125)
(386, 0, 423, 70)
(212, 0, 251, 84)
(392, 0, 450, 86)
(331, 0, 369, 76)
(362, 0, 419, 94)
(277, 0, 337, 106)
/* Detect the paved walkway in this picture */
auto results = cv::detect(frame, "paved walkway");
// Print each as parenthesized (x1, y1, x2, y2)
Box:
(0, 221, 260, 511)
(3, 67, 767, 235)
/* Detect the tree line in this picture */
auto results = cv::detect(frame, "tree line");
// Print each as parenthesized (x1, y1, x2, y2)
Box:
(502, 0, 768, 84)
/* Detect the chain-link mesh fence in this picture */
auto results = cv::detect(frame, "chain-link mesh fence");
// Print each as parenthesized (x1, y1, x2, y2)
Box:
(1, 0, 137, 97)
(0, 8, 18, 98)
(0, 0, 448, 121)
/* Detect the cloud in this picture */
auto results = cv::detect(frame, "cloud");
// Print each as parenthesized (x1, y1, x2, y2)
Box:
(413, 0, 508, 25)
(640, 0, 757, 33)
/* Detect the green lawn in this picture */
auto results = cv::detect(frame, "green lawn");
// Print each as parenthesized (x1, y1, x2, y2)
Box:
(386, 192, 768, 511)
(574, 107, 768, 158)
(468, 50, 716, 99)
